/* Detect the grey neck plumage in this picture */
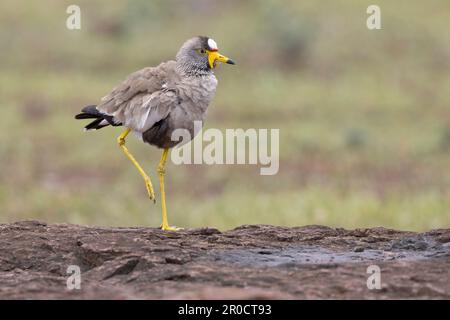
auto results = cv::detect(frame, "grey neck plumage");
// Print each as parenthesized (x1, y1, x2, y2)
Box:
(176, 61, 212, 77)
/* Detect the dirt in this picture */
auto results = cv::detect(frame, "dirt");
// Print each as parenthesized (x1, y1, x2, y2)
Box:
(0, 221, 449, 299)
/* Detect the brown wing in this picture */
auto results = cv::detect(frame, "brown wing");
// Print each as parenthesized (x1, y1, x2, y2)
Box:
(96, 60, 179, 132)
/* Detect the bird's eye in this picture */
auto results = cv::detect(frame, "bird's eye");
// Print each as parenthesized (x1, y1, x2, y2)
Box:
(197, 49, 207, 55)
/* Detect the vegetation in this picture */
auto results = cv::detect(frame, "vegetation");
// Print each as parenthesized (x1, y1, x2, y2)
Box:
(1, 0, 449, 230)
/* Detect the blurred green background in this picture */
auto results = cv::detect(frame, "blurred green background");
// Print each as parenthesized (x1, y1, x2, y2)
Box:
(1, 0, 449, 231)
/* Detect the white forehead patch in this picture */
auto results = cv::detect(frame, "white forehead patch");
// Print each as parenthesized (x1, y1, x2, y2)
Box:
(207, 38, 218, 50)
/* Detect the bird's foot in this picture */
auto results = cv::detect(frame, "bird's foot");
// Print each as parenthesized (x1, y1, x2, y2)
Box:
(144, 178, 156, 203)
(161, 224, 183, 231)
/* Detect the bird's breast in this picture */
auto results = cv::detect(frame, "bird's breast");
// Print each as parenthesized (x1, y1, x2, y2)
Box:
(178, 75, 218, 112)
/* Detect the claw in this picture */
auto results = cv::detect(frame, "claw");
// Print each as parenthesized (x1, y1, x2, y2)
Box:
(161, 224, 183, 231)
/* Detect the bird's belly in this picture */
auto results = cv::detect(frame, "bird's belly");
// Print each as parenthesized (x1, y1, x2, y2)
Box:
(141, 77, 216, 149)
(141, 107, 206, 149)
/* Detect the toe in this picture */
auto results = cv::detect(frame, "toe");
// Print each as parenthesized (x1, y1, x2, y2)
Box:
(161, 225, 183, 231)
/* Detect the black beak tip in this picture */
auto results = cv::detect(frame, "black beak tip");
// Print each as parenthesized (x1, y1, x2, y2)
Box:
(226, 59, 236, 65)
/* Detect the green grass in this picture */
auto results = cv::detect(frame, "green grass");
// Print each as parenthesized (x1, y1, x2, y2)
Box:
(0, 0, 449, 231)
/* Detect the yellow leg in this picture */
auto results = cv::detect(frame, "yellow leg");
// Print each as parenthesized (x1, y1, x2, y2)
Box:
(117, 129, 155, 202)
(158, 148, 182, 231)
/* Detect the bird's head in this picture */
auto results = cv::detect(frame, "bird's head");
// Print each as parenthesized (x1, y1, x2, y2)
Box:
(176, 36, 235, 74)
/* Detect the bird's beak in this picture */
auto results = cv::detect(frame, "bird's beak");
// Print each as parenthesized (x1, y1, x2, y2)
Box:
(207, 50, 235, 69)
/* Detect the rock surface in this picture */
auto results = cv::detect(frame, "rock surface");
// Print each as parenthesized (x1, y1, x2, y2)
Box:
(0, 221, 449, 299)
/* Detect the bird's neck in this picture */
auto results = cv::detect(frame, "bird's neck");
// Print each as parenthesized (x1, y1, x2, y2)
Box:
(176, 61, 213, 77)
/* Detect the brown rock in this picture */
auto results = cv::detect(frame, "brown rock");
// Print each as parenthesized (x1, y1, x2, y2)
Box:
(0, 221, 449, 299)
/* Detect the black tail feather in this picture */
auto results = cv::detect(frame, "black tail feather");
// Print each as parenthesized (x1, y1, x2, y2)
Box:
(84, 118, 107, 131)
(75, 105, 101, 120)
(75, 105, 122, 131)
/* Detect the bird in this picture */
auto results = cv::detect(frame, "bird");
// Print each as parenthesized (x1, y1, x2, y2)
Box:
(75, 36, 235, 231)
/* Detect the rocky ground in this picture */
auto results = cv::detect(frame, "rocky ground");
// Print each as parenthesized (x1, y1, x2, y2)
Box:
(0, 221, 449, 299)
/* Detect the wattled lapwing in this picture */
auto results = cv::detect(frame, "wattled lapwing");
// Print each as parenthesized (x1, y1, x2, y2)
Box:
(75, 36, 235, 230)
